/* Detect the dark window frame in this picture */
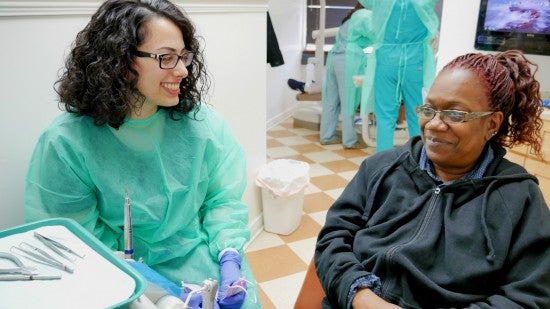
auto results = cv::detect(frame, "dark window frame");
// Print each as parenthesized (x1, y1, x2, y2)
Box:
(305, 0, 444, 47)
(305, 0, 356, 47)
(303, 1, 443, 63)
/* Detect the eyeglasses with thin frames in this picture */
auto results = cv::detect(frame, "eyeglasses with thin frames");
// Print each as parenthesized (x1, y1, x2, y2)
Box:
(134, 50, 194, 69)
(415, 105, 494, 124)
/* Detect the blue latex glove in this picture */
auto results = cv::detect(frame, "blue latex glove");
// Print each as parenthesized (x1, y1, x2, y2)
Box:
(180, 287, 205, 309)
(127, 260, 181, 297)
(217, 249, 247, 309)
(181, 285, 221, 309)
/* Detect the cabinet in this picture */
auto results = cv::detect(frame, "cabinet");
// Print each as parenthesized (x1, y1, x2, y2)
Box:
(505, 110, 550, 203)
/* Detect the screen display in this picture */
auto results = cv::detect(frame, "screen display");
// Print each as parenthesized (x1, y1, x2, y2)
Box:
(475, 0, 550, 56)
(483, 0, 549, 35)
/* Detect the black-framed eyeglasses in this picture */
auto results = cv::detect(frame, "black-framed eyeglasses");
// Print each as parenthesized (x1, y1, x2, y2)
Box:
(415, 105, 494, 124)
(134, 50, 194, 69)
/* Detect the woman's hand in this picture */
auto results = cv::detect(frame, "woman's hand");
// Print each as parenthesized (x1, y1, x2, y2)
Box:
(352, 288, 403, 309)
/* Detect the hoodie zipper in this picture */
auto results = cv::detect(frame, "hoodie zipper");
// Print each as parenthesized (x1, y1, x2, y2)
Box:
(381, 186, 442, 297)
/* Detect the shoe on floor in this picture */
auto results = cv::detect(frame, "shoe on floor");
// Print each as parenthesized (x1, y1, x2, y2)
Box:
(320, 138, 341, 145)
(344, 140, 368, 149)
(288, 78, 306, 93)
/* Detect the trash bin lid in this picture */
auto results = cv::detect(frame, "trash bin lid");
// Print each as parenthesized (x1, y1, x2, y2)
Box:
(255, 159, 310, 197)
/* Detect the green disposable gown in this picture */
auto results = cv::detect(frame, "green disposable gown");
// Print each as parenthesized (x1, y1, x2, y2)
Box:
(320, 9, 373, 147)
(25, 105, 259, 308)
(324, 8, 373, 118)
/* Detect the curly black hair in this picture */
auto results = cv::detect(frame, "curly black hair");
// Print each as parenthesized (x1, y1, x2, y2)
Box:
(443, 50, 544, 156)
(55, 0, 210, 128)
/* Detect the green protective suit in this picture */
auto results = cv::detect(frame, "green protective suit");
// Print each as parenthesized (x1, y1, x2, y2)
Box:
(320, 9, 373, 147)
(25, 105, 259, 308)
(358, 0, 439, 118)
(325, 8, 373, 118)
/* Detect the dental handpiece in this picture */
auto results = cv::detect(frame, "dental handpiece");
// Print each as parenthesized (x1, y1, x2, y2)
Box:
(201, 278, 218, 309)
(124, 189, 134, 260)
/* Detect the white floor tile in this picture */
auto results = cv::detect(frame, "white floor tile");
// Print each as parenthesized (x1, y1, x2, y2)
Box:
(309, 210, 328, 227)
(339, 170, 359, 181)
(267, 146, 299, 159)
(308, 163, 335, 177)
(305, 151, 345, 163)
(259, 271, 306, 309)
(276, 136, 312, 146)
(349, 156, 368, 165)
(304, 183, 321, 194)
(245, 231, 284, 252)
(325, 188, 344, 200)
(287, 237, 317, 264)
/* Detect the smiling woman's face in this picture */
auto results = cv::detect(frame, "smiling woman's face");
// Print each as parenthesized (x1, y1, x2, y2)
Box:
(420, 68, 502, 181)
(131, 17, 188, 119)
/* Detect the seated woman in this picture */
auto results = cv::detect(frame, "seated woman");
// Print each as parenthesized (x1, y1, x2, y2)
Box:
(315, 50, 550, 308)
(24, 0, 257, 307)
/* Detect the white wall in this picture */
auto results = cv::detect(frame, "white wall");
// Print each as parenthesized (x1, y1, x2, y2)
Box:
(189, 4, 267, 238)
(0, 0, 267, 233)
(437, 0, 549, 90)
(0, 12, 89, 229)
(266, 0, 307, 128)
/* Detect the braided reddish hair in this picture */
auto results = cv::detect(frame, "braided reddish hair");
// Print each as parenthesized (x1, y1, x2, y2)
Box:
(442, 50, 544, 155)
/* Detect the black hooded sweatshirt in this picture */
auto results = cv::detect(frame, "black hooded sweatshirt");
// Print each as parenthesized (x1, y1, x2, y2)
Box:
(315, 137, 550, 308)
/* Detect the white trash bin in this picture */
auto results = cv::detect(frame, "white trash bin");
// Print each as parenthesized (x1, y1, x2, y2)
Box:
(255, 159, 310, 235)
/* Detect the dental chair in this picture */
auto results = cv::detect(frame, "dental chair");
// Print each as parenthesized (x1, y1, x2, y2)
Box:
(294, 258, 325, 309)
(352, 75, 409, 148)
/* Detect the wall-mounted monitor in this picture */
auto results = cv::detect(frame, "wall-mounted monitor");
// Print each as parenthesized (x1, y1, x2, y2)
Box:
(474, 0, 550, 56)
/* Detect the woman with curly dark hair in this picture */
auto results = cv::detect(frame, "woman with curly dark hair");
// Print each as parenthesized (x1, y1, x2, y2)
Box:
(24, 0, 258, 307)
(56, 0, 208, 127)
(315, 50, 550, 308)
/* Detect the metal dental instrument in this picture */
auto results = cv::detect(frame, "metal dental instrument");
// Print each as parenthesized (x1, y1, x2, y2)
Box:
(0, 252, 62, 281)
(0, 274, 62, 281)
(33, 232, 85, 261)
(201, 278, 218, 309)
(0, 252, 36, 275)
(124, 188, 134, 260)
(11, 242, 74, 273)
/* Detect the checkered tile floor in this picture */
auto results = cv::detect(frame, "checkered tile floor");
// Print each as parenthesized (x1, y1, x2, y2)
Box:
(244, 117, 374, 308)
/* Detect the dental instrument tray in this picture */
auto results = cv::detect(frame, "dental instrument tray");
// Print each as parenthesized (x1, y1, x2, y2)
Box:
(0, 217, 147, 308)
